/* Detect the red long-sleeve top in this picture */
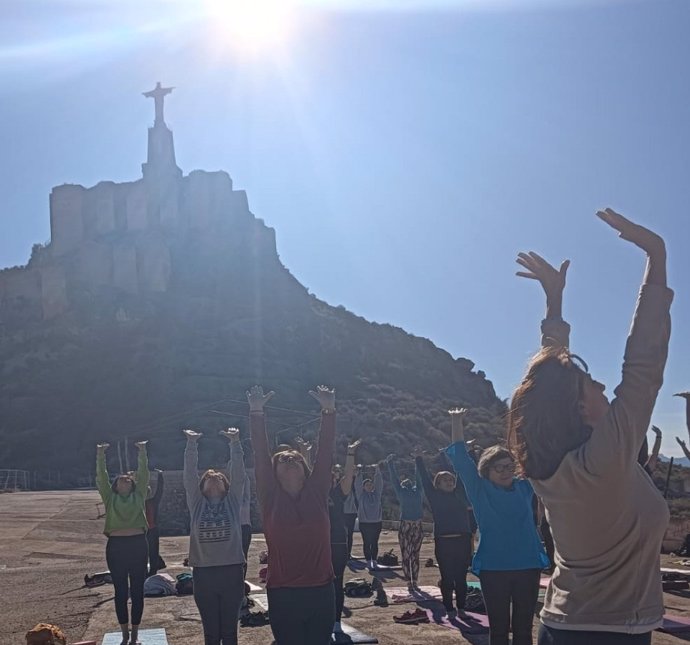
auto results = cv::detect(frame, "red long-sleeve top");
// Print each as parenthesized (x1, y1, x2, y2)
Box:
(250, 410, 335, 589)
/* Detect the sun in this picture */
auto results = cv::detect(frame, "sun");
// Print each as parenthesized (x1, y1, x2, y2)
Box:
(202, 0, 296, 55)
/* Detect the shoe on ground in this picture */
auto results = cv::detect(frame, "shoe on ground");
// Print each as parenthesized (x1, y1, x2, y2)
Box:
(394, 609, 429, 625)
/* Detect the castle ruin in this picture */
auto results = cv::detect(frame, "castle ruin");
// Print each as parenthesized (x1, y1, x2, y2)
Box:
(0, 83, 277, 323)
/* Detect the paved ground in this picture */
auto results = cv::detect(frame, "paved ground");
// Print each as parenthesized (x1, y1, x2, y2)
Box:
(2, 490, 690, 645)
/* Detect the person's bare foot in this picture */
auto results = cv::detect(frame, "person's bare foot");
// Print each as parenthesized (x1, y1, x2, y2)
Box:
(675, 392, 690, 400)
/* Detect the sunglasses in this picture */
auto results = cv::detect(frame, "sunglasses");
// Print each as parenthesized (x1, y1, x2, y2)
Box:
(492, 462, 515, 474)
(568, 352, 589, 373)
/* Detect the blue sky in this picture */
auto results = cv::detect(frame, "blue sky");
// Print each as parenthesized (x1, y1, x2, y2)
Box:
(1, 0, 688, 455)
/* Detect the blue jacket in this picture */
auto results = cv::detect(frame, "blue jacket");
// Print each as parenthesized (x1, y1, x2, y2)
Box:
(387, 460, 424, 521)
(446, 441, 549, 574)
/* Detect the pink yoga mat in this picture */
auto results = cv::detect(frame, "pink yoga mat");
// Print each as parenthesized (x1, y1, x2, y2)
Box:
(659, 614, 690, 633)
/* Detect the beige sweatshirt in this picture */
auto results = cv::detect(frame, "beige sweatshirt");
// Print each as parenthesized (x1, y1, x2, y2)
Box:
(533, 284, 673, 633)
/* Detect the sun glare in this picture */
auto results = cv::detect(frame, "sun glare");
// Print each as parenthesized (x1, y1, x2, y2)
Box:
(203, 0, 296, 55)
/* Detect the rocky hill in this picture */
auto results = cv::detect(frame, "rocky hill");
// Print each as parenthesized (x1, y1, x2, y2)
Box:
(0, 88, 506, 483)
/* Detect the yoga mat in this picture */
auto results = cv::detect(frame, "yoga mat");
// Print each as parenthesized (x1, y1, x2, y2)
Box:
(540, 576, 551, 588)
(333, 623, 379, 644)
(242, 596, 378, 642)
(347, 558, 402, 572)
(423, 608, 489, 635)
(252, 593, 269, 610)
(389, 586, 443, 603)
(661, 568, 690, 576)
(102, 629, 168, 645)
(659, 614, 690, 633)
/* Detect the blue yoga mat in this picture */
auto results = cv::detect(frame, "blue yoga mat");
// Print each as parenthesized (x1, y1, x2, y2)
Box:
(102, 629, 168, 645)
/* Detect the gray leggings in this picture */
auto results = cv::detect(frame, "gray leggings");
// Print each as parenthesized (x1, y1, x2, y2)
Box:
(193, 564, 245, 645)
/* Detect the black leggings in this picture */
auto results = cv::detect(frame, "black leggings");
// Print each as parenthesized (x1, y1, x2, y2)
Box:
(479, 569, 540, 645)
(193, 564, 245, 645)
(344, 513, 357, 558)
(105, 533, 148, 626)
(434, 534, 472, 611)
(359, 521, 382, 562)
(538, 625, 651, 645)
(331, 542, 348, 622)
(267, 583, 336, 645)
(146, 527, 160, 576)
(540, 516, 555, 571)
(241, 524, 252, 580)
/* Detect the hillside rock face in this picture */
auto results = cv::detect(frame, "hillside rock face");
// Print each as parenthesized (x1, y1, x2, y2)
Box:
(0, 88, 505, 481)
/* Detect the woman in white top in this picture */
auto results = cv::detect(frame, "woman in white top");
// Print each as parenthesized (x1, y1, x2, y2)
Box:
(508, 209, 672, 645)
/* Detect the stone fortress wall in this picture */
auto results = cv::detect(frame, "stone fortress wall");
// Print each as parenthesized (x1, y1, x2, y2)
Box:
(0, 91, 277, 323)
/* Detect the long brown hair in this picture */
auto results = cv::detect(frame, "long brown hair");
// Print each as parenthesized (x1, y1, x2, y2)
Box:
(508, 346, 592, 480)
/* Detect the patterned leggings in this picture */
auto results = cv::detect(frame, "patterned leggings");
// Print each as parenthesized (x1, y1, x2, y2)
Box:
(398, 520, 424, 583)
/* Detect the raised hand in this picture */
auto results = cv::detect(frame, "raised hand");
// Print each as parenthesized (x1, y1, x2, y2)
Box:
(348, 438, 362, 453)
(449, 408, 469, 419)
(219, 428, 240, 442)
(596, 208, 665, 256)
(247, 385, 275, 413)
(675, 392, 690, 400)
(651, 425, 662, 438)
(96, 443, 110, 453)
(516, 252, 570, 297)
(183, 429, 203, 440)
(385, 453, 394, 464)
(134, 441, 148, 450)
(676, 437, 687, 449)
(309, 385, 336, 411)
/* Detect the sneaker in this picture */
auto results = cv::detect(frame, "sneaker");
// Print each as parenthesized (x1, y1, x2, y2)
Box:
(394, 609, 429, 625)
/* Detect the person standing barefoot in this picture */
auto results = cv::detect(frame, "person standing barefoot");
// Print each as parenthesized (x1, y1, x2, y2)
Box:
(183, 428, 246, 645)
(96, 441, 150, 645)
(385, 453, 424, 592)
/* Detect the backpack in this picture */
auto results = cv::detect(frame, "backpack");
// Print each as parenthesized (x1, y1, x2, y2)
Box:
(175, 572, 194, 595)
(344, 578, 373, 598)
(377, 549, 399, 566)
(465, 587, 486, 613)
